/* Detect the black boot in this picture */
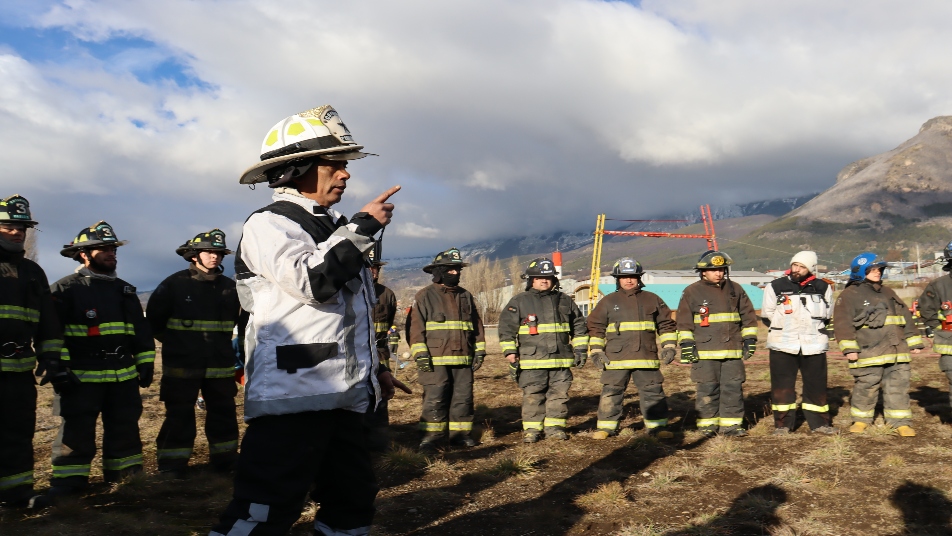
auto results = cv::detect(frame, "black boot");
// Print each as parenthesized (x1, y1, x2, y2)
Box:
(449, 435, 477, 448)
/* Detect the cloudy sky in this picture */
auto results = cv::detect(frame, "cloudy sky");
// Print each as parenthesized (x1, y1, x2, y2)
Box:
(3, 0, 952, 288)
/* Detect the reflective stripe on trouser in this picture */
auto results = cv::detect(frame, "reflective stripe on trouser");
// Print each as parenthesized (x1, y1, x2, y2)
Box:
(518, 368, 573, 431)
(417, 365, 474, 437)
(0, 372, 36, 501)
(156, 376, 239, 470)
(51, 380, 143, 489)
(849, 361, 912, 426)
(209, 409, 377, 535)
(768, 350, 830, 430)
(691, 359, 746, 431)
(596, 369, 668, 431)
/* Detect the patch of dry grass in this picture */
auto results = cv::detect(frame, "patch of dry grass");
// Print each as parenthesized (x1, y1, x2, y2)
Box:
(747, 417, 773, 437)
(485, 453, 538, 478)
(615, 522, 667, 536)
(477, 419, 495, 443)
(575, 481, 629, 512)
(915, 444, 952, 457)
(797, 435, 854, 464)
(425, 458, 457, 477)
(880, 453, 905, 468)
(618, 427, 636, 438)
(378, 446, 429, 471)
(767, 465, 810, 488)
(867, 424, 898, 437)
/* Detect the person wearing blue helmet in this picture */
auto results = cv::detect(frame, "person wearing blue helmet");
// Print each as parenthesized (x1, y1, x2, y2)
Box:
(917, 240, 952, 414)
(834, 252, 923, 436)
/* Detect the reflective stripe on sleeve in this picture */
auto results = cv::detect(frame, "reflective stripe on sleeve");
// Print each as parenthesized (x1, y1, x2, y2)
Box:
(678, 331, 695, 342)
(500, 340, 518, 353)
(906, 335, 923, 347)
(571, 336, 590, 347)
(838, 340, 860, 352)
(410, 343, 429, 358)
(39, 339, 64, 354)
(0, 305, 39, 322)
(589, 337, 606, 348)
(0, 356, 36, 372)
(135, 351, 155, 365)
(741, 327, 758, 338)
(658, 332, 678, 345)
(475, 341, 486, 352)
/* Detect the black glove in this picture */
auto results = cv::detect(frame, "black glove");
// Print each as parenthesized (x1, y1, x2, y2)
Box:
(574, 348, 587, 368)
(660, 346, 677, 365)
(472, 353, 484, 372)
(680, 342, 698, 364)
(508, 362, 519, 382)
(350, 211, 384, 237)
(415, 352, 433, 373)
(35, 357, 58, 386)
(137, 363, 154, 388)
(742, 338, 757, 360)
(590, 351, 607, 370)
(926, 326, 935, 339)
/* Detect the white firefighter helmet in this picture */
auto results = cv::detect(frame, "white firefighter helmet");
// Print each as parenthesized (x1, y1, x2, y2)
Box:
(239, 105, 375, 186)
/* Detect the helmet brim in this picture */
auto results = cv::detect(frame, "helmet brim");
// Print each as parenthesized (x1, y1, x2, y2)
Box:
(239, 147, 376, 185)
(423, 262, 469, 274)
(60, 240, 128, 258)
(175, 245, 233, 257)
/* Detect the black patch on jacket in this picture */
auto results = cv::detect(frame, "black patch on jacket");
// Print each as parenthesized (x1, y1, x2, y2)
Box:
(276, 342, 339, 373)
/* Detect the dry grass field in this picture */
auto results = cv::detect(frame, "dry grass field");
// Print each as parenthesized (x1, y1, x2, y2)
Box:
(6, 326, 952, 535)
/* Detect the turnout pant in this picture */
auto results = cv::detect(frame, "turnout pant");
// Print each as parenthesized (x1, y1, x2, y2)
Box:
(939, 355, 952, 409)
(596, 368, 668, 432)
(0, 372, 36, 503)
(849, 362, 912, 427)
(51, 380, 143, 490)
(518, 368, 573, 433)
(363, 391, 390, 452)
(210, 409, 377, 536)
(156, 376, 239, 471)
(769, 350, 831, 430)
(691, 359, 746, 433)
(418, 365, 474, 438)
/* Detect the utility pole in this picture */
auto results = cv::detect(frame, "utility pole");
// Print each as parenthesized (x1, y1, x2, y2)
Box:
(916, 243, 921, 279)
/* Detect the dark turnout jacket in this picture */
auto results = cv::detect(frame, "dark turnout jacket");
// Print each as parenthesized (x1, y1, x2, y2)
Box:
(0, 249, 62, 372)
(587, 287, 677, 369)
(834, 280, 923, 368)
(676, 279, 758, 359)
(146, 265, 241, 379)
(498, 288, 588, 369)
(408, 283, 486, 366)
(373, 282, 397, 354)
(50, 270, 155, 382)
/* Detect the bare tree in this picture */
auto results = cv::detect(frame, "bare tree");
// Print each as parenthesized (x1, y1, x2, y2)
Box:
(507, 256, 524, 297)
(462, 256, 507, 324)
(24, 227, 38, 262)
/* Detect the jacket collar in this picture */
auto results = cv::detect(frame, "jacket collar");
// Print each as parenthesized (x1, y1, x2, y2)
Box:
(189, 263, 221, 281)
(272, 188, 346, 225)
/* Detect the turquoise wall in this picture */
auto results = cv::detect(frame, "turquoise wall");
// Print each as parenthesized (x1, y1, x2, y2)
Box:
(598, 283, 764, 311)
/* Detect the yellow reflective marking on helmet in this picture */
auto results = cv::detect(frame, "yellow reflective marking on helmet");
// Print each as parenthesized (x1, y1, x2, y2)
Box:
(286, 122, 305, 136)
(79, 234, 88, 242)
(265, 130, 280, 146)
(711, 256, 724, 266)
(305, 118, 323, 126)
(529, 261, 536, 267)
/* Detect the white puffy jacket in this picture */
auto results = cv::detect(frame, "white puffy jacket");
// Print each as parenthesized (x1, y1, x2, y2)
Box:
(762, 275, 833, 356)
(235, 189, 381, 420)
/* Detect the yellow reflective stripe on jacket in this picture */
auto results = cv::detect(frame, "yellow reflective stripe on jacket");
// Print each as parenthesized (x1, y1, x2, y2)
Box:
(205, 367, 235, 379)
(64, 322, 135, 337)
(166, 319, 234, 332)
(802, 403, 829, 413)
(425, 321, 474, 331)
(605, 359, 660, 369)
(692, 312, 741, 323)
(518, 358, 575, 369)
(39, 339, 63, 354)
(906, 335, 923, 347)
(848, 353, 910, 368)
(838, 339, 860, 352)
(885, 315, 906, 326)
(135, 351, 155, 365)
(431, 355, 473, 366)
(935, 344, 952, 355)
(658, 333, 678, 345)
(59, 348, 70, 362)
(374, 322, 389, 333)
(615, 321, 655, 331)
(410, 343, 428, 357)
(589, 337, 606, 348)
(72, 366, 139, 383)
(518, 323, 570, 334)
(741, 327, 758, 338)
(678, 331, 695, 342)
(0, 305, 39, 322)
(571, 336, 590, 346)
(697, 349, 743, 359)
(0, 356, 36, 372)
(475, 341, 486, 352)
(500, 340, 518, 352)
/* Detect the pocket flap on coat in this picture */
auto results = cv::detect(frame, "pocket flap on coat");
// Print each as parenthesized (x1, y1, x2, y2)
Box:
(276, 342, 338, 373)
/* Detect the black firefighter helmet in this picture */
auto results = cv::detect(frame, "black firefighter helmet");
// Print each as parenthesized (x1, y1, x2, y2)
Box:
(0, 194, 38, 227)
(521, 257, 558, 290)
(175, 229, 232, 260)
(695, 250, 733, 272)
(368, 239, 387, 267)
(60, 221, 127, 260)
(423, 247, 468, 274)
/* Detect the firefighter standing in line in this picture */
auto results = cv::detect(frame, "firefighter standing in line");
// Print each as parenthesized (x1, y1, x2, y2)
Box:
(388, 326, 402, 368)
(365, 242, 397, 452)
(147, 229, 242, 474)
(761, 251, 836, 435)
(919, 241, 952, 412)
(39, 221, 155, 504)
(498, 257, 588, 443)
(588, 257, 677, 440)
(835, 253, 923, 436)
(211, 106, 408, 536)
(677, 250, 758, 437)
(408, 248, 486, 453)
(0, 195, 65, 506)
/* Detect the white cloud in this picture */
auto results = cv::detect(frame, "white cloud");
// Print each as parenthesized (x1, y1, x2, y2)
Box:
(395, 222, 440, 239)
(466, 170, 506, 191)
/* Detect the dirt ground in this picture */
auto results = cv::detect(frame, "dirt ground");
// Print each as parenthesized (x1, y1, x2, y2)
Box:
(6, 328, 952, 535)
